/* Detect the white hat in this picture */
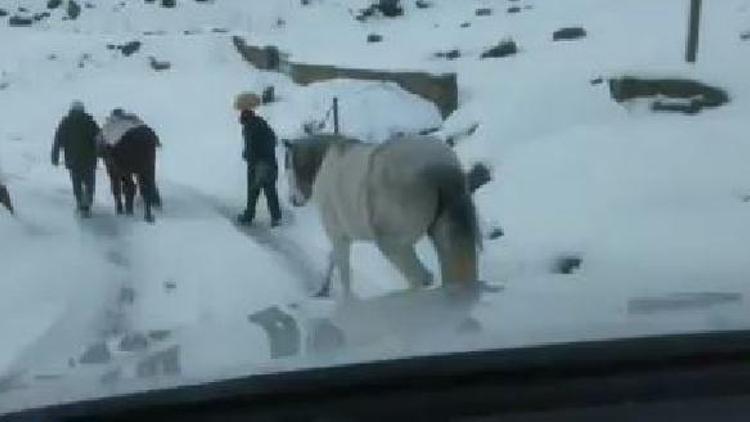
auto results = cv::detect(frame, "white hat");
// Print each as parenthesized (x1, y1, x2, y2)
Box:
(234, 92, 261, 111)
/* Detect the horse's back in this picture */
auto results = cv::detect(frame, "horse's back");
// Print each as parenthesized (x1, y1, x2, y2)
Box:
(373, 137, 461, 228)
(111, 126, 157, 175)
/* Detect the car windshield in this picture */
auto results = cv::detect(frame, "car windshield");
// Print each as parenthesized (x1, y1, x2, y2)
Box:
(1, 0, 749, 414)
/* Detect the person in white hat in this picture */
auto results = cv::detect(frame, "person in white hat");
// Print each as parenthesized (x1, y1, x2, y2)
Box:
(235, 92, 282, 227)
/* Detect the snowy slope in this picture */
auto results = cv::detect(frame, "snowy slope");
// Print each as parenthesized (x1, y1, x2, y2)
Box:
(2, 0, 750, 414)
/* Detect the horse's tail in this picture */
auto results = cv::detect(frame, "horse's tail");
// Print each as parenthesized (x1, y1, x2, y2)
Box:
(0, 183, 14, 215)
(428, 165, 481, 286)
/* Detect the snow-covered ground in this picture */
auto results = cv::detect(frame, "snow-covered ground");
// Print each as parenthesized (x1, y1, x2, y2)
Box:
(2, 0, 750, 414)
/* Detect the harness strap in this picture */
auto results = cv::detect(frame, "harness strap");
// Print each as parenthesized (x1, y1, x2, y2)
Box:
(364, 143, 386, 237)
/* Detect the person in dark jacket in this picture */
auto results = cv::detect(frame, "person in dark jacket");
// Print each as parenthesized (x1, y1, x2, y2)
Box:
(235, 92, 282, 226)
(52, 101, 100, 217)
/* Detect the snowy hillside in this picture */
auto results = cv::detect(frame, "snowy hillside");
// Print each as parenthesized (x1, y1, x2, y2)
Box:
(2, 0, 750, 413)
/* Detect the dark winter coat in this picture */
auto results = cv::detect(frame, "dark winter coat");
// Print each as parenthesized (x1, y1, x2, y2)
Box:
(241, 111, 277, 168)
(52, 110, 100, 170)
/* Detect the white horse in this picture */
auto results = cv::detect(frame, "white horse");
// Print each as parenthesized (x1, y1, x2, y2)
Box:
(284, 134, 481, 297)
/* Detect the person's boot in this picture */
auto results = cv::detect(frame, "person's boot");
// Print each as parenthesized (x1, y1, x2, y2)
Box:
(237, 210, 254, 225)
(80, 206, 92, 218)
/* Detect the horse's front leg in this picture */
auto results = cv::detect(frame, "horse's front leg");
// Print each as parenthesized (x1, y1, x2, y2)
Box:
(315, 239, 352, 298)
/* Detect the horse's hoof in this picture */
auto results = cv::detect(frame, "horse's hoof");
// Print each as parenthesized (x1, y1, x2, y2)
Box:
(145, 216, 155, 224)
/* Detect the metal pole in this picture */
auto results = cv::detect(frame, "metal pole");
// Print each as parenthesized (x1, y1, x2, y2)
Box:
(333, 97, 340, 135)
(686, 0, 702, 63)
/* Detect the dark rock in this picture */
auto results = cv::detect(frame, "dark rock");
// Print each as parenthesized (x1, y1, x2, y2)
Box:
(67, 0, 81, 19)
(507, 6, 521, 14)
(460, 22, 471, 28)
(85, 2, 95, 8)
(0, 82, 9, 90)
(80, 342, 112, 364)
(418, 127, 441, 136)
(367, 33, 383, 43)
(608, 77, 729, 113)
(378, 0, 403, 17)
(480, 39, 518, 59)
(149, 56, 171, 71)
(48, 53, 58, 60)
(33, 12, 51, 21)
(475, 8, 492, 16)
(553, 27, 587, 41)
(262, 86, 275, 104)
(301, 0, 311, 5)
(164, 279, 177, 290)
(488, 227, 504, 240)
(47, 0, 63, 9)
(355, 6, 376, 21)
(18, 7, 28, 12)
(590, 77, 604, 85)
(275, 18, 286, 27)
(415, 0, 431, 9)
(741, 31, 750, 41)
(119, 333, 149, 352)
(211, 27, 228, 33)
(435, 49, 461, 60)
(0, 9, 8, 17)
(8, 16, 34, 27)
(524, 5, 533, 10)
(120, 40, 142, 56)
(553, 256, 582, 275)
(161, 0, 176, 7)
(467, 163, 491, 192)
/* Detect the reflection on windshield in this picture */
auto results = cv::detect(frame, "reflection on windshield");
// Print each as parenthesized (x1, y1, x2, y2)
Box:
(2, 0, 750, 415)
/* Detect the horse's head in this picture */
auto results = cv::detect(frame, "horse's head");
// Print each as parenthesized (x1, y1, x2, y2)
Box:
(0, 184, 14, 215)
(283, 135, 339, 207)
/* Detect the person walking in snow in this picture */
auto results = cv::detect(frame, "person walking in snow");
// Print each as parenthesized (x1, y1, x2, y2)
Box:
(235, 92, 282, 227)
(51, 101, 100, 217)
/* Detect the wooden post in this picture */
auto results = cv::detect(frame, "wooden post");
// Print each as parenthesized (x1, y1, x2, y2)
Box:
(333, 97, 340, 135)
(686, 0, 702, 63)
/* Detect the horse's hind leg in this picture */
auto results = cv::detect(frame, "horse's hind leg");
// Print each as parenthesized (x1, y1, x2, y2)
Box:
(109, 175, 124, 215)
(123, 176, 136, 215)
(137, 173, 155, 223)
(377, 239, 433, 289)
(316, 240, 351, 298)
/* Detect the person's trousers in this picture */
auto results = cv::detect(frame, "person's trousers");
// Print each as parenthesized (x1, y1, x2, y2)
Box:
(70, 167, 95, 210)
(245, 162, 281, 222)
